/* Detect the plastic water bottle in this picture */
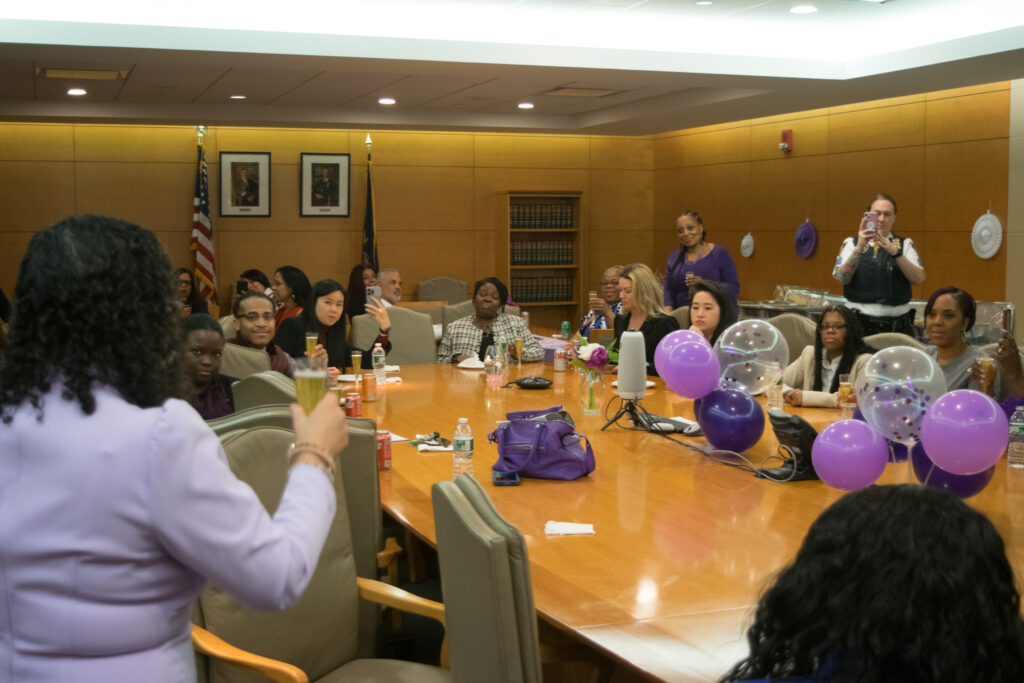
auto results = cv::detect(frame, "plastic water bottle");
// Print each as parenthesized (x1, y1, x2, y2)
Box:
(453, 418, 474, 479)
(372, 343, 386, 384)
(1008, 406, 1024, 469)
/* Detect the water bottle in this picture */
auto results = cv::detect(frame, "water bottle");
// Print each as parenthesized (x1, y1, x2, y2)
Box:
(372, 343, 386, 384)
(1008, 406, 1024, 469)
(453, 417, 474, 479)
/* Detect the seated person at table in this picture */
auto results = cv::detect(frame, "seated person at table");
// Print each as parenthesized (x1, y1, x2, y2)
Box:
(344, 262, 377, 323)
(276, 279, 392, 374)
(579, 265, 623, 338)
(438, 277, 544, 363)
(231, 267, 273, 306)
(613, 263, 680, 376)
(924, 286, 1002, 395)
(687, 280, 737, 347)
(993, 332, 1024, 417)
(228, 292, 294, 378)
(174, 267, 209, 318)
(721, 485, 1024, 683)
(782, 305, 872, 408)
(182, 314, 236, 420)
(271, 265, 311, 327)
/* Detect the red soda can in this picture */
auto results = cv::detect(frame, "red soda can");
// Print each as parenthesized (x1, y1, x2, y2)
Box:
(376, 430, 392, 470)
(345, 392, 362, 417)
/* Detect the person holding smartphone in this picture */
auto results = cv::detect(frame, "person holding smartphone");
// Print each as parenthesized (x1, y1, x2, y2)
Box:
(831, 193, 926, 336)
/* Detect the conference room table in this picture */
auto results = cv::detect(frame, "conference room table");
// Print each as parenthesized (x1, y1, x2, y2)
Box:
(352, 361, 1024, 682)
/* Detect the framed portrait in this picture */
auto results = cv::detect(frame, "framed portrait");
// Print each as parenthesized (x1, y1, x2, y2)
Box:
(300, 153, 350, 217)
(219, 152, 271, 217)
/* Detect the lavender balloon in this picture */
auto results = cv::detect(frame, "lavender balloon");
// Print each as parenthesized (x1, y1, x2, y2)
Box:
(713, 320, 789, 396)
(856, 346, 946, 445)
(920, 389, 1008, 475)
(655, 333, 721, 399)
(695, 388, 765, 453)
(910, 441, 995, 498)
(811, 419, 889, 491)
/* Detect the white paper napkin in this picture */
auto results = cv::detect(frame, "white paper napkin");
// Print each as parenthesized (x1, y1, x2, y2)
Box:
(418, 444, 453, 453)
(544, 521, 595, 535)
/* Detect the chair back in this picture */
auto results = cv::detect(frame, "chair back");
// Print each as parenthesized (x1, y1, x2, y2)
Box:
(864, 332, 926, 351)
(432, 474, 542, 683)
(766, 313, 818, 364)
(352, 306, 436, 365)
(219, 315, 236, 339)
(442, 301, 521, 334)
(232, 371, 296, 411)
(669, 306, 690, 329)
(207, 404, 293, 435)
(419, 276, 468, 304)
(220, 342, 272, 379)
(199, 427, 361, 683)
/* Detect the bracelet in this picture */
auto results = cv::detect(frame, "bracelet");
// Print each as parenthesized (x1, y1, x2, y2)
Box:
(287, 442, 336, 478)
(379, 327, 391, 336)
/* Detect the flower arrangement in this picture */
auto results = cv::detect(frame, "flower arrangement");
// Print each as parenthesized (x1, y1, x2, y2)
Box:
(568, 343, 609, 414)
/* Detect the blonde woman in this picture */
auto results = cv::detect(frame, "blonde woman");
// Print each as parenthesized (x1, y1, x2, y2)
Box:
(613, 263, 680, 377)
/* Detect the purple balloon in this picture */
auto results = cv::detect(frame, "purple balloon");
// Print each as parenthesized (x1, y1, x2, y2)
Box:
(695, 388, 765, 452)
(811, 419, 889, 491)
(920, 390, 1008, 475)
(655, 335, 721, 399)
(910, 441, 995, 498)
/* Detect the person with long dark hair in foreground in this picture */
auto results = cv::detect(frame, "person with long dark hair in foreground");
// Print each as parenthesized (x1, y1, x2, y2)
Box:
(721, 485, 1024, 683)
(0, 215, 347, 680)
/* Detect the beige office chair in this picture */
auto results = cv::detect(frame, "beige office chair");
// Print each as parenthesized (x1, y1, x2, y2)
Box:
(352, 306, 436, 365)
(220, 342, 272, 379)
(864, 332, 926, 351)
(418, 276, 468, 304)
(669, 305, 690, 329)
(207, 404, 293, 435)
(232, 371, 296, 411)
(219, 315, 237, 339)
(432, 474, 543, 683)
(766, 313, 818, 364)
(442, 301, 522, 334)
(193, 426, 449, 683)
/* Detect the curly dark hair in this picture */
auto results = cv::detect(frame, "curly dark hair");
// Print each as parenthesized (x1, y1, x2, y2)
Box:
(812, 304, 871, 393)
(0, 215, 187, 422)
(721, 484, 1024, 683)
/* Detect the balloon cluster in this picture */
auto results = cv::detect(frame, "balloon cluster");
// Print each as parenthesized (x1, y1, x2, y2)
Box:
(713, 320, 789, 396)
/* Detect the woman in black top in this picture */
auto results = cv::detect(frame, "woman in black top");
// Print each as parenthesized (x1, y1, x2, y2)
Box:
(613, 263, 680, 377)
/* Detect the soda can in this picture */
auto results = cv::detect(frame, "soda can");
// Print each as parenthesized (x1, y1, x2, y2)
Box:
(561, 320, 571, 339)
(345, 392, 361, 417)
(553, 347, 567, 371)
(520, 311, 530, 328)
(376, 430, 392, 470)
(361, 373, 377, 401)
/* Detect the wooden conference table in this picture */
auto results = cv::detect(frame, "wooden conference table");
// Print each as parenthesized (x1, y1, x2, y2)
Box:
(352, 362, 1024, 682)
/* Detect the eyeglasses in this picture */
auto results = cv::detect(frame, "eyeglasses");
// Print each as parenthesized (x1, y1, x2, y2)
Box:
(820, 323, 847, 332)
(240, 312, 275, 323)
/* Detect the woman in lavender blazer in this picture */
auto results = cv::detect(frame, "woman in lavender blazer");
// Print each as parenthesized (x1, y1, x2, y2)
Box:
(0, 215, 348, 682)
(663, 210, 740, 309)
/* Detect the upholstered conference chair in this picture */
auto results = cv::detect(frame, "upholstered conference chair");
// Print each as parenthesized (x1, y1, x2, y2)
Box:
(193, 425, 448, 683)
(352, 306, 436, 365)
(219, 342, 272, 380)
(669, 305, 690, 330)
(766, 313, 817, 364)
(864, 332, 926, 351)
(432, 475, 543, 683)
(232, 371, 295, 411)
(218, 315, 237, 339)
(418, 276, 468, 305)
(441, 301, 522, 335)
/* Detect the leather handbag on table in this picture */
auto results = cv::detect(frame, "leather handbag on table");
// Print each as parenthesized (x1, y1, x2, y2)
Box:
(487, 405, 595, 480)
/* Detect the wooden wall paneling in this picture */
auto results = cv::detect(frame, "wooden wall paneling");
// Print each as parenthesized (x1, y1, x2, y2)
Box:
(666, 163, 752, 231)
(746, 156, 829, 229)
(590, 137, 652, 170)
(74, 161, 196, 232)
(923, 139, 1008, 232)
(473, 134, 590, 169)
(915, 238, 1006, 303)
(748, 114, 829, 161)
(827, 93, 925, 115)
(473, 229, 496, 292)
(827, 102, 927, 154)
(927, 82, 1011, 101)
(926, 88, 1011, 145)
(824, 147, 927, 230)
(472, 167, 589, 229)
(0, 232, 35, 295)
(214, 127, 351, 159)
(73, 124, 199, 163)
(373, 166, 475, 230)
(151, 230, 196, 276)
(589, 169, 652, 231)
(0, 123, 75, 161)
(676, 126, 753, 169)
(356, 131, 474, 167)
(0, 160, 77, 229)
(652, 168, 689, 228)
(378, 229, 478, 297)
(218, 230, 352, 294)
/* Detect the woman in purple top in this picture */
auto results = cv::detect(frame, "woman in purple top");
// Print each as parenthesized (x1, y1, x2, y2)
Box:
(663, 210, 740, 309)
(0, 215, 348, 682)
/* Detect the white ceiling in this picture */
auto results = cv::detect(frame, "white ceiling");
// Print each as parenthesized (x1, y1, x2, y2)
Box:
(2, 0, 1024, 135)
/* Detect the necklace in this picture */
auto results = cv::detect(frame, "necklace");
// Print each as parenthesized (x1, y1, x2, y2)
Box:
(473, 315, 494, 333)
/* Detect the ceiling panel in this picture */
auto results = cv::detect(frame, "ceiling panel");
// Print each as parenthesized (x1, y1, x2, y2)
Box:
(195, 67, 325, 104)
(118, 63, 227, 103)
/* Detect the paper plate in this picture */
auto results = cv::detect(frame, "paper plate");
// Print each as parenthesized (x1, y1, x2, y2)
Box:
(740, 232, 755, 258)
(794, 221, 817, 259)
(971, 212, 1002, 259)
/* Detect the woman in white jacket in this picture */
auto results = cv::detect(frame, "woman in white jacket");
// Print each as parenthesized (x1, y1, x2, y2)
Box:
(783, 305, 873, 408)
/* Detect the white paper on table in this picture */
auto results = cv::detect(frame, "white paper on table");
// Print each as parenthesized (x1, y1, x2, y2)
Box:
(338, 374, 357, 382)
(388, 433, 410, 443)
(418, 444, 453, 453)
(385, 365, 400, 372)
(544, 521, 595, 535)
(382, 377, 402, 384)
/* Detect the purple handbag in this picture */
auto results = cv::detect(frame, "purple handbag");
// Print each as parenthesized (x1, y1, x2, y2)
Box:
(488, 405, 595, 480)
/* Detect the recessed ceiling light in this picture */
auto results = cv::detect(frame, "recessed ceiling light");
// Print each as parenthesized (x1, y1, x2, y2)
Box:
(378, 97, 396, 105)
(695, 0, 712, 5)
(518, 102, 534, 110)
(790, 4, 818, 13)
(67, 88, 87, 96)
(229, 94, 246, 100)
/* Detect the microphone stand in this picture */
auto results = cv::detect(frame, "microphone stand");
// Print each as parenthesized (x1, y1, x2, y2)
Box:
(601, 396, 652, 431)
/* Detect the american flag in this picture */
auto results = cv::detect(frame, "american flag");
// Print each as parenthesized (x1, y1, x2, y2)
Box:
(190, 143, 217, 304)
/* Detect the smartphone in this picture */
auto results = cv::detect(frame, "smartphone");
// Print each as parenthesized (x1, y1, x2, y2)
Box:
(1003, 307, 1013, 333)
(492, 470, 521, 486)
(235, 279, 248, 295)
(366, 285, 382, 302)
(863, 211, 878, 236)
